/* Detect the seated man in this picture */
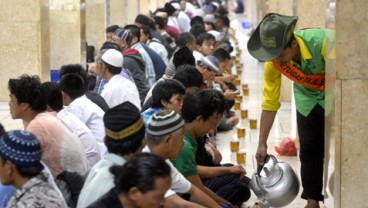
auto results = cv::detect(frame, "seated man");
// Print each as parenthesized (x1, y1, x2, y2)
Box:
(77, 102, 145, 208)
(8, 75, 88, 177)
(141, 79, 185, 126)
(0, 130, 67, 207)
(172, 89, 251, 207)
(145, 110, 221, 207)
(87, 153, 171, 208)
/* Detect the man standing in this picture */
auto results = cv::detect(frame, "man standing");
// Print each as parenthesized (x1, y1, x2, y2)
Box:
(247, 13, 328, 208)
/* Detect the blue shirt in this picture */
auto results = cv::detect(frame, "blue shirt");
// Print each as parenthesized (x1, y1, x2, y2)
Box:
(0, 184, 15, 208)
(141, 107, 161, 129)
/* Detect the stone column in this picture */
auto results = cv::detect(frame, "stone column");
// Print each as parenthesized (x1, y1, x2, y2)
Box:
(86, 0, 106, 54)
(139, 0, 150, 15)
(109, 0, 125, 26)
(295, 0, 326, 29)
(126, 1, 140, 25)
(332, 0, 368, 207)
(49, 0, 86, 70)
(0, 0, 50, 101)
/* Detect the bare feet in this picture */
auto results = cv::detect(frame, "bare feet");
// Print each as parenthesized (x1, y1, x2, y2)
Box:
(228, 116, 239, 126)
(304, 199, 320, 208)
(227, 110, 235, 118)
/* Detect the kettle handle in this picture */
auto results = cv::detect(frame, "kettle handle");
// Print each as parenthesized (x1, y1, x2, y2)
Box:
(256, 154, 278, 176)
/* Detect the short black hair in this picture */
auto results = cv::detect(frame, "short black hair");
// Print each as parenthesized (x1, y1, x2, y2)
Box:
(16, 162, 44, 178)
(105, 134, 145, 156)
(111, 153, 171, 194)
(106, 25, 119, 33)
(59, 73, 86, 100)
(102, 60, 122, 75)
(196, 33, 216, 46)
(213, 48, 231, 62)
(59, 64, 89, 90)
(140, 25, 152, 39)
(215, 15, 230, 27)
(190, 24, 206, 38)
(154, 16, 166, 29)
(181, 89, 227, 122)
(0, 123, 5, 137)
(124, 24, 141, 41)
(173, 64, 203, 88)
(151, 79, 185, 108)
(190, 16, 204, 26)
(100, 41, 121, 52)
(0, 156, 43, 178)
(176, 32, 195, 48)
(8, 75, 47, 112)
(40, 82, 63, 112)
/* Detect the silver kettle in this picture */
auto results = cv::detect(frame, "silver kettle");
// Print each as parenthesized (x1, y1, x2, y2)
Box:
(250, 155, 300, 207)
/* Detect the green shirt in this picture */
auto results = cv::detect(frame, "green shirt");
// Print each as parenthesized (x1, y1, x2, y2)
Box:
(171, 130, 198, 177)
(263, 29, 329, 116)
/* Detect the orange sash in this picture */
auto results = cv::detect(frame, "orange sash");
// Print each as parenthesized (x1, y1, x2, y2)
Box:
(271, 60, 325, 91)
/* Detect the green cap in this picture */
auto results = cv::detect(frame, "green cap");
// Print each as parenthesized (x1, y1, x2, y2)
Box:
(247, 13, 298, 61)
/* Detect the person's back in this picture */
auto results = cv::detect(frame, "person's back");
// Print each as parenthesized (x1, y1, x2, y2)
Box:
(77, 102, 146, 208)
(123, 49, 150, 106)
(141, 43, 167, 82)
(65, 94, 107, 156)
(26, 111, 89, 177)
(58, 109, 101, 168)
(7, 173, 66, 208)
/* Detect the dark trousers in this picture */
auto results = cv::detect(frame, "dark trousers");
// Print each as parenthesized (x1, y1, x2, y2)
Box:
(203, 173, 251, 205)
(297, 104, 325, 201)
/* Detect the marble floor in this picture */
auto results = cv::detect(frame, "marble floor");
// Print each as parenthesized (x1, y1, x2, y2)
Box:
(0, 16, 335, 208)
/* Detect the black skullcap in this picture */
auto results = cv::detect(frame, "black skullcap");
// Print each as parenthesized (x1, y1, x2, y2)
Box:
(135, 14, 150, 26)
(103, 102, 145, 141)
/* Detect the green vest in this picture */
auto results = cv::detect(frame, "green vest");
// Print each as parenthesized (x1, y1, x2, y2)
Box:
(293, 29, 327, 117)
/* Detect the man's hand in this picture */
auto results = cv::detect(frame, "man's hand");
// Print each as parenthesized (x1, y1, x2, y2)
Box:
(256, 143, 268, 166)
(223, 89, 238, 100)
(222, 74, 234, 83)
(228, 165, 246, 176)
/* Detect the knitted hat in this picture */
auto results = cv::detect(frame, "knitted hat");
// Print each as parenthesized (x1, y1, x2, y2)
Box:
(0, 130, 41, 167)
(101, 49, 124, 68)
(135, 14, 150, 26)
(104, 102, 145, 141)
(198, 55, 219, 72)
(114, 28, 133, 45)
(147, 110, 185, 136)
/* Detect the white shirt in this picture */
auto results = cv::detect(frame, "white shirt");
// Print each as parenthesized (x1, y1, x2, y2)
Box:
(177, 11, 191, 33)
(101, 75, 141, 111)
(66, 95, 107, 156)
(142, 146, 191, 197)
(167, 16, 180, 32)
(57, 109, 101, 168)
(147, 39, 169, 65)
